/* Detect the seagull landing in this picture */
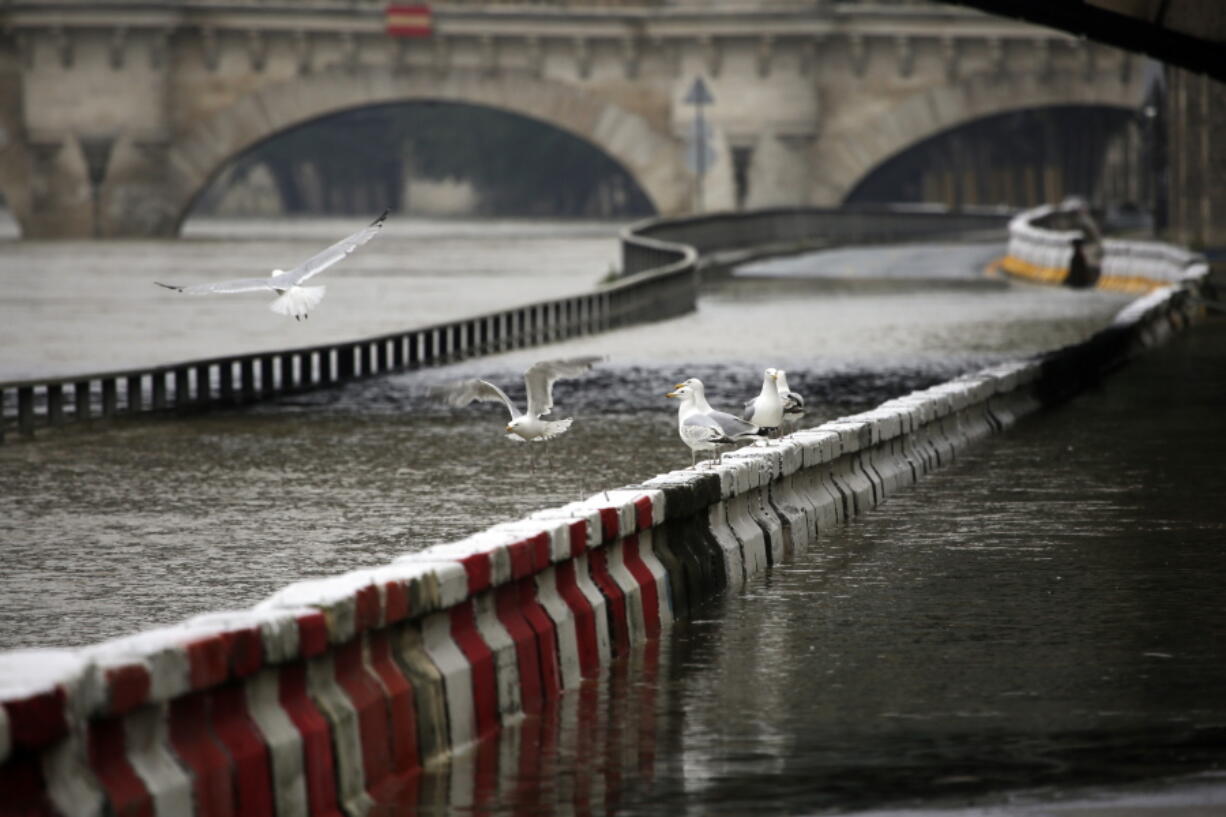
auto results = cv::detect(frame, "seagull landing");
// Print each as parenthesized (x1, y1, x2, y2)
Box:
(432, 356, 604, 444)
(667, 377, 762, 468)
(155, 209, 388, 320)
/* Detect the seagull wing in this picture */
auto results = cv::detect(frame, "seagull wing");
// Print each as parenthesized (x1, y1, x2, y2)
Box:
(429, 378, 520, 420)
(523, 355, 602, 418)
(155, 278, 278, 295)
(281, 209, 388, 286)
(681, 413, 728, 446)
(707, 409, 760, 440)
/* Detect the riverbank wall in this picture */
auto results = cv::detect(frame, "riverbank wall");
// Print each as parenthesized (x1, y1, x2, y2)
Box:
(0, 220, 1208, 817)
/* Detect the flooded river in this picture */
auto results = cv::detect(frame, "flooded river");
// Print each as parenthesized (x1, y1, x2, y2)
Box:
(5, 217, 1222, 813)
(0, 222, 1131, 648)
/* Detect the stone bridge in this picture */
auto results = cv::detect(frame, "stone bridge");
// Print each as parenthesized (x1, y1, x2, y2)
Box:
(0, 0, 1146, 237)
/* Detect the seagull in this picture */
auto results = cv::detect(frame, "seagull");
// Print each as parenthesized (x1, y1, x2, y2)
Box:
(155, 210, 388, 320)
(666, 377, 762, 468)
(742, 368, 784, 436)
(776, 369, 805, 424)
(432, 356, 603, 444)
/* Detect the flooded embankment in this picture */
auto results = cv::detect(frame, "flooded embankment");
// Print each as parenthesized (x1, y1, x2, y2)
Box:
(0, 235, 1132, 649)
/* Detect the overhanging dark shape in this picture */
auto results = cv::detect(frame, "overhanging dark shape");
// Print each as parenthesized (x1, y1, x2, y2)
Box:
(944, 1, 1225, 82)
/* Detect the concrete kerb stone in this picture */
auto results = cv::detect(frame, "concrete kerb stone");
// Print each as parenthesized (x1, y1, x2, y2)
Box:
(642, 471, 740, 606)
(526, 504, 614, 671)
(820, 422, 876, 515)
(705, 458, 769, 577)
(712, 454, 781, 567)
(752, 442, 813, 556)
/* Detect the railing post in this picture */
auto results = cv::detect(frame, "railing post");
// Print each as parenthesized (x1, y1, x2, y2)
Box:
(153, 372, 167, 409)
(220, 362, 234, 403)
(195, 364, 210, 405)
(303, 351, 315, 387)
(174, 367, 190, 410)
(339, 345, 355, 380)
(260, 356, 275, 396)
(48, 383, 64, 426)
(126, 375, 141, 413)
(322, 348, 336, 383)
(393, 336, 405, 370)
(239, 359, 255, 402)
(408, 333, 420, 368)
(74, 381, 90, 421)
(361, 342, 373, 378)
(102, 379, 117, 418)
(18, 386, 34, 436)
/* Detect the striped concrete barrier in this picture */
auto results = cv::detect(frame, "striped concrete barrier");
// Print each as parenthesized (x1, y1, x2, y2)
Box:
(1000, 203, 1207, 293)
(0, 267, 1208, 816)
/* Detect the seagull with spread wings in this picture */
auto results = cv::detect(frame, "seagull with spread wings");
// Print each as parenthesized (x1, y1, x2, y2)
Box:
(432, 356, 604, 443)
(155, 210, 388, 321)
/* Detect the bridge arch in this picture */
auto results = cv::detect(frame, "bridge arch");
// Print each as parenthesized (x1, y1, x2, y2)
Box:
(165, 69, 688, 229)
(813, 72, 1145, 206)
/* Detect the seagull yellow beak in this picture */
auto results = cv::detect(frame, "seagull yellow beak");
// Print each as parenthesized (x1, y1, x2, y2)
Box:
(505, 424, 513, 432)
(769, 371, 779, 380)
(665, 389, 681, 399)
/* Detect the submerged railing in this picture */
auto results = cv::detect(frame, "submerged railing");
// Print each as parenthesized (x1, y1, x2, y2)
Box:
(0, 205, 1008, 443)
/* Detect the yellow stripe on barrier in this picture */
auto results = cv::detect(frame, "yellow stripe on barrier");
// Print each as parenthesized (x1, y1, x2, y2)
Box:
(999, 255, 1069, 285)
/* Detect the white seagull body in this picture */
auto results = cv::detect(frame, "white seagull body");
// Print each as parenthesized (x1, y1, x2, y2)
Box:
(776, 369, 805, 420)
(433, 356, 603, 442)
(667, 377, 761, 467)
(742, 368, 784, 432)
(155, 210, 388, 320)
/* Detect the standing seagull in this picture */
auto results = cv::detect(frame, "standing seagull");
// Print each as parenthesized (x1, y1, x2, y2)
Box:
(432, 357, 603, 443)
(155, 210, 388, 320)
(743, 367, 784, 437)
(666, 377, 761, 468)
(776, 369, 805, 425)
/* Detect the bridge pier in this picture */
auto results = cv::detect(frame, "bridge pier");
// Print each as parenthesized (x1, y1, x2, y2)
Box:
(15, 136, 181, 238)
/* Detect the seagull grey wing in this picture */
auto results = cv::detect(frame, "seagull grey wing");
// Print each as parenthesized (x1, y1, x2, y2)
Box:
(283, 209, 388, 285)
(742, 396, 758, 421)
(430, 378, 520, 419)
(783, 391, 805, 413)
(708, 409, 760, 440)
(680, 413, 727, 447)
(523, 355, 602, 418)
(155, 277, 278, 296)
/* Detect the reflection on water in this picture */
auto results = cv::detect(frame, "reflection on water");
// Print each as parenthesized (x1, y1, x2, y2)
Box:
(389, 318, 1226, 816)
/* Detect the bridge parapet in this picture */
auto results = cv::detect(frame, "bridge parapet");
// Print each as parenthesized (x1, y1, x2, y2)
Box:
(0, 0, 1140, 237)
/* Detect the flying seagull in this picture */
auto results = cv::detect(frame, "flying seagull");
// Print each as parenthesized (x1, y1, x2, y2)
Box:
(432, 356, 604, 443)
(667, 377, 762, 468)
(155, 209, 388, 320)
(743, 367, 784, 436)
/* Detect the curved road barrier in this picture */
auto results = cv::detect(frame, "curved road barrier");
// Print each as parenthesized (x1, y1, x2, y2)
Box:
(0, 206, 1007, 444)
(1001, 203, 1205, 292)
(0, 257, 1207, 816)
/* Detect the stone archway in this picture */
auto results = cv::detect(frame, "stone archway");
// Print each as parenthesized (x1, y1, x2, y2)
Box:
(158, 69, 688, 232)
(811, 72, 1146, 206)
